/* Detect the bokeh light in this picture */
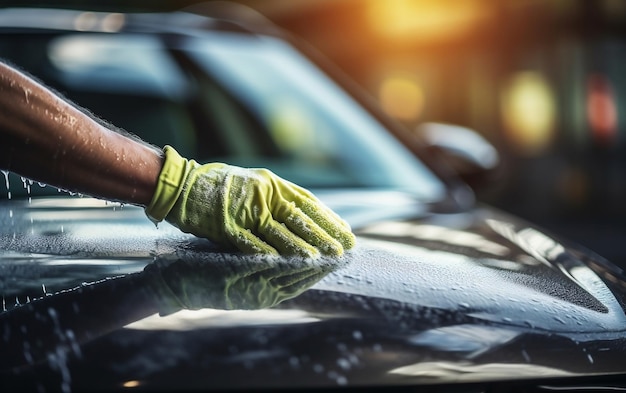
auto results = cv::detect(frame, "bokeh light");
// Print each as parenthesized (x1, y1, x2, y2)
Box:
(586, 73, 618, 146)
(500, 71, 557, 155)
(378, 74, 425, 121)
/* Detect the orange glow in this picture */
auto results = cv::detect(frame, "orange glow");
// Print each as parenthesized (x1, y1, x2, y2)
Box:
(586, 73, 617, 146)
(366, 0, 491, 42)
(500, 71, 557, 155)
(379, 74, 425, 121)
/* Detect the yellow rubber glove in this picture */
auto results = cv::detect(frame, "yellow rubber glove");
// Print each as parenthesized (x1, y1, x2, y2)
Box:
(145, 146, 355, 258)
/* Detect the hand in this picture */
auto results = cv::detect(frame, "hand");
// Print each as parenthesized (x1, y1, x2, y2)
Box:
(145, 146, 355, 258)
(143, 251, 342, 315)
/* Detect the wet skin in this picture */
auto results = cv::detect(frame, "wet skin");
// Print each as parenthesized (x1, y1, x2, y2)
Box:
(0, 62, 163, 206)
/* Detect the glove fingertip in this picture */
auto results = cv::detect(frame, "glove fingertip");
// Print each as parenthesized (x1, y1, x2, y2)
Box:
(339, 230, 357, 251)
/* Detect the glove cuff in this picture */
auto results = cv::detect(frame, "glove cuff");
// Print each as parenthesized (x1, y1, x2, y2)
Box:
(145, 145, 193, 223)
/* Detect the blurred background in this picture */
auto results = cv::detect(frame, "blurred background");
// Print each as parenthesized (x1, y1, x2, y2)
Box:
(4, 0, 626, 265)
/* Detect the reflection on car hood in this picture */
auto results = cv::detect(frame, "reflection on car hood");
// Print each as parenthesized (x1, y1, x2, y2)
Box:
(1, 194, 626, 390)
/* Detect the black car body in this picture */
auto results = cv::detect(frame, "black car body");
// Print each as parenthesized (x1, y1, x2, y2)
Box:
(1, 3, 626, 392)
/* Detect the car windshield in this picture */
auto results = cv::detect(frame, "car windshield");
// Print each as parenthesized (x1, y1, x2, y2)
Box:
(181, 32, 445, 199)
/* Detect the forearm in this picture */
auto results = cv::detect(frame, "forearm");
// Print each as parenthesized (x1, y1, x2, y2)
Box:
(0, 62, 163, 206)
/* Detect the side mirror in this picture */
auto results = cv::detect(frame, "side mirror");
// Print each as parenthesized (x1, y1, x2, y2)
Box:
(414, 122, 501, 189)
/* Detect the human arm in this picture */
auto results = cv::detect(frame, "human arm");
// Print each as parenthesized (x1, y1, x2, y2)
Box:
(0, 62, 162, 205)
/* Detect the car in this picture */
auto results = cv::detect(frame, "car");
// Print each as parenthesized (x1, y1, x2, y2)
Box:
(1, 3, 626, 392)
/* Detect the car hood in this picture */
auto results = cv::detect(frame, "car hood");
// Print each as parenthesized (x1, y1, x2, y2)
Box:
(1, 192, 626, 390)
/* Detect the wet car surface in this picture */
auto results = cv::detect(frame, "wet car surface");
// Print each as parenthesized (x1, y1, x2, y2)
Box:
(1, 4, 626, 392)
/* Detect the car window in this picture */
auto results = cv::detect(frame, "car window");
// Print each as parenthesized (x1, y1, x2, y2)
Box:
(184, 32, 446, 200)
(48, 34, 187, 98)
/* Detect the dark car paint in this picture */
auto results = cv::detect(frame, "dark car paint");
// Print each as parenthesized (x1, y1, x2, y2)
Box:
(1, 192, 626, 391)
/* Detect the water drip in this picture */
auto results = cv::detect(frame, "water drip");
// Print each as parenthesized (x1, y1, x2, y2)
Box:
(1, 170, 11, 199)
(20, 177, 33, 204)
